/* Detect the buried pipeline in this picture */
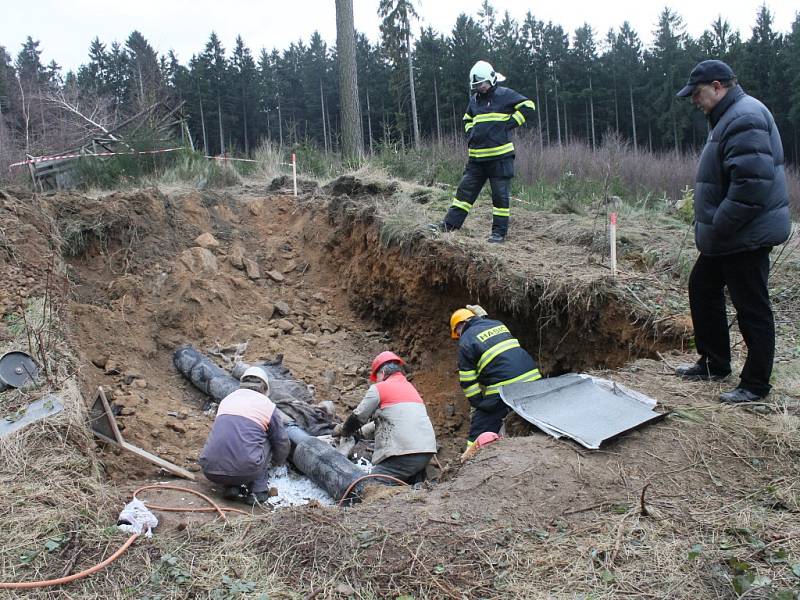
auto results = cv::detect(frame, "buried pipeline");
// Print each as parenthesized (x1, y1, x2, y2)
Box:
(173, 345, 367, 502)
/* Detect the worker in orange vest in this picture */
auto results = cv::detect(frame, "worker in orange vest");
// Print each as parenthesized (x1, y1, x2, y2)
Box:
(339, 351, 437, 483)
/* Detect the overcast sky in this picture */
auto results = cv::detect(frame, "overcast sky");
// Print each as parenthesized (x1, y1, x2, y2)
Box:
(1, 0, 797, 73)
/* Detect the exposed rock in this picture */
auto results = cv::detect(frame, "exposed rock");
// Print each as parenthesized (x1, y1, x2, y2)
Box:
(229, 244, 246, 270)
(266, 270, 285, 283)
(179, 247, 218, 276)
(275, 319, 294, 333)
(194, 232, 220, 250)
(244, 258, 261, 280)
(104, 359, 121, 375)
(167, 422, 187, 434)
(91, 355, 108, 369)
(274, 301, 291, 316)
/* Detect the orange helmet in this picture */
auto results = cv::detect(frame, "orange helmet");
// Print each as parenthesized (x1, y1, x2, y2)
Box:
(449, 308, 476, 339)
(370, 351, 405, 382)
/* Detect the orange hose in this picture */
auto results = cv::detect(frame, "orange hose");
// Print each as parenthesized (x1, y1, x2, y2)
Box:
(133, 484, 249, 519)
(338, 473, 409, 506)
(0, 483, 247, 589)
(0, 534, 139, 590)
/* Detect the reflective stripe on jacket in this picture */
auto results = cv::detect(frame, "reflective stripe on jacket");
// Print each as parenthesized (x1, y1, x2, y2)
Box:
(463, 86, 535, 162)
(353, 373, 437, 464)
(458, 317, 540, 409)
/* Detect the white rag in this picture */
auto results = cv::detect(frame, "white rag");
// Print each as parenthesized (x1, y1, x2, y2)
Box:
(117, 498, 159, 537)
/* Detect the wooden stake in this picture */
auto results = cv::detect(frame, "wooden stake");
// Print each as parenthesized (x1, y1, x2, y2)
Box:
(610, 212, 618, 278)
(292, 153, 298, 197)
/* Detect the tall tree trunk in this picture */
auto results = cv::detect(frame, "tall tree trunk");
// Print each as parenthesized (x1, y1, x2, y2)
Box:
(366, 89, 374, 154)
(242, 92, 249, 156)
(433, 72, 441, 146)
(612, 71, 619, 132)
(628, 84, 636, 153)
(535, 72, 543, 151)
(335, 0, 364, 160)
(195, 76, 208, 155)
(326, 106, 333, 150)
(563, 99, 568, 143)
(406, 30, 420, 149)
(217, 94, 225, 155)
(672, 112, 679, 154)
(554, 80, 562, 146)
(277, 103, 283, 147)
(589, 73, 596, 150)
(320, 79, 328, 154)
(543, 89, 550, 144)
(451, 103, 457, 135)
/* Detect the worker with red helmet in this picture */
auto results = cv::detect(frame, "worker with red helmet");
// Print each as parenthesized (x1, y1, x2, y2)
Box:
(339, 351, 437, 483)
(450, 306, 541, 445)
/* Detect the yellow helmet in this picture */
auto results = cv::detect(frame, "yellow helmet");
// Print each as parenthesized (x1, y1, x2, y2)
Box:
(450, 308, 475, 339)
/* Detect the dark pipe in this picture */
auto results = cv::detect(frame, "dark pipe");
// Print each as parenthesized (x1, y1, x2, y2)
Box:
(173, 345, 239, 400)
(174, 345, 365, 502)
(286, 425, 366, 501)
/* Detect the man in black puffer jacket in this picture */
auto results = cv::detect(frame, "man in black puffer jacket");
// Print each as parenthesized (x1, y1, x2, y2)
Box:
(674, 60, 791, 403)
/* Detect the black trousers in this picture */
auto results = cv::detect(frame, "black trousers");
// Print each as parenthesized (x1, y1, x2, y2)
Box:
(468, 400, 509, 441)
(444, 158, 513, 236)
(371, 453, 434, 484)
(688, 247, 774, 396)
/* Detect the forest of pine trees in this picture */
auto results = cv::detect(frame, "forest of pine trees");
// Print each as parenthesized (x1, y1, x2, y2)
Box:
(1, 1, 799, 172)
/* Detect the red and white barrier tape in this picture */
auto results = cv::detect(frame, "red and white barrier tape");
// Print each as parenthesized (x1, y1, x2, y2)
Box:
(9, 147, 186, 169)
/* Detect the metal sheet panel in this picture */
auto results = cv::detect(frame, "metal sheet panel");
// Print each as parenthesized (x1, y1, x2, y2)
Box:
(500, 374, 665, 449)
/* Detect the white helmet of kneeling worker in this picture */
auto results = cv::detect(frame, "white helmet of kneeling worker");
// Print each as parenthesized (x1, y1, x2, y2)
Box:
(240, 365, 270, 394)
(469, 60, 506, 91)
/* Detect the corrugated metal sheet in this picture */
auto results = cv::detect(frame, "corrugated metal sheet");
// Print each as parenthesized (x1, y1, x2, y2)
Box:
(500, 374, 666, 449)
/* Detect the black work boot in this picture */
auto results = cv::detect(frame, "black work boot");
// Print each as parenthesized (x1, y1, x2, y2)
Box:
(428, 221, 455, 233)
(223, 486, 241, 500)
(719, 387, 764, 404)
(675, 361, 730, 381)
(245, 491, 271, 505)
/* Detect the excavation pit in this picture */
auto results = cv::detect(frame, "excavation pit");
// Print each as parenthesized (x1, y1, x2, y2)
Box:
(2, 181, 798, 597)
(2, 183, 689, 494)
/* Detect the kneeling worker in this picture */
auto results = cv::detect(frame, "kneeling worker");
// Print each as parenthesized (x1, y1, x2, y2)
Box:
(199, 366, 290, 505)
(450, 307, 541, 445)
(340, 351, 437, 483)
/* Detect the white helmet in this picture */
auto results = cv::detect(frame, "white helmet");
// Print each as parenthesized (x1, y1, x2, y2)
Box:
(240, 365, 270, 394)
(469, 60, 506, 91)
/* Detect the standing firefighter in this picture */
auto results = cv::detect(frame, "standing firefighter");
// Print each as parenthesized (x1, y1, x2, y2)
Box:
(339, 352, 437, 484)
(450, 307, 541, 444)
(430, 60, 536, 243)
(674, 60, 791, 403)
(199, 366, 290, 505)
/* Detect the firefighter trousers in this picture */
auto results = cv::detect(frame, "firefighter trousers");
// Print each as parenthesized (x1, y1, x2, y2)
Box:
(444, 158, 514, 237)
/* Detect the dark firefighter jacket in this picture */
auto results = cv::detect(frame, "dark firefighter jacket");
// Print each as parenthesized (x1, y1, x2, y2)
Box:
(457, 317, 541, 411)
(463, 86, 536, 162)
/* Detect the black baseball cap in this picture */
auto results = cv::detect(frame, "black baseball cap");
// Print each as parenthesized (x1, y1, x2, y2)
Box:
(676, 60, 735, 97)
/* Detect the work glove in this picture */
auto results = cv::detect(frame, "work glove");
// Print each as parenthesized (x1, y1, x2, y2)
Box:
(339, 413, 362, 439)
(466, 304, 488, 317)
